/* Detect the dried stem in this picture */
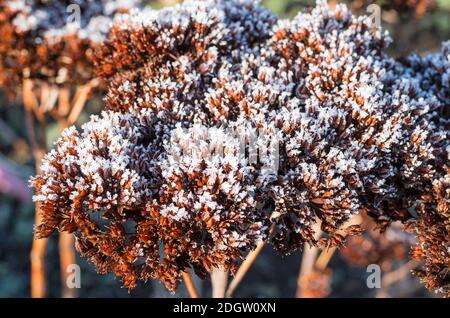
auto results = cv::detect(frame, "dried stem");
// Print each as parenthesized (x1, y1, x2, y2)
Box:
(59, 232, 77, 298)
(40, 83, 58, 112)
(57, 87, 71, 118)
(315, 215, 363, 271)
(24, 80, 48, 298)
(182, 270, 200, 298)
(225, 224, 276, 298)
(54, 82, 97, 297)
(26, 78, 94, 298)
(315, 246, 337, 272)
(225, 240, 264, 298)
(30, 205, 47, 298)
(296, 222, 322, 298)
(23, 79, 45, 124)
(66, 79, 98, 126)
(211, 268, 228, 298)
(42, 85, 59, 113)
(296, 215, 364, 297)
(376, 261, 419, 298)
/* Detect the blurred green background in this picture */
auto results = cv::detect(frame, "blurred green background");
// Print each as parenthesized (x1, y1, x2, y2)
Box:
(0, 0, 448, 298)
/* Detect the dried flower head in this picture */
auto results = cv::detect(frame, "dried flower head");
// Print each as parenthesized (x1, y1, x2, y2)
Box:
(367, 43, 449, 296)
(149, 124, 266, 289)
(31, 110, 169, 289)
(95, 0, 276, 125)
(32, 0, 449, 295)
(0, 0, 140, 89)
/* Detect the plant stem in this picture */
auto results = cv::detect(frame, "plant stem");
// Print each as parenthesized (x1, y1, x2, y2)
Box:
(376, 261, 419, 298)
(225, 241, 264, 298)
(182, 270, 200, 298)
(59, 232, 77, 298)
(26, 79, 95, 298)
(296, 223, 322, 298)
(314, 214, 363, 271)
(225, 224, 275, 298)
(296, 215, 364, 297)
(54, 82, 95, 298)
(225, 240, 264, 297)
(66, 79, 98, 126)
(315, 246, 337, 272)
(24, 79, 47, 298)
(211, 268, 228, 298)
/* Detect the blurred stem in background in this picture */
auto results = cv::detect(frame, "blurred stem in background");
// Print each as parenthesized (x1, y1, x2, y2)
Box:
(296, 216, 363, 298)
(23, 77, 98, 298)
(225, 237, 268, 298)
(182, 271, 200, 298)
(211, 268, 228, 298)
(296, 223, 323, 298)
(23, 79, 48, 298)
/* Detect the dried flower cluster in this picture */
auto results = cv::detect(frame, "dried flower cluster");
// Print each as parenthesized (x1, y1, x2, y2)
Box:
(0, 0, 140, 89)
(371, 48, 450, 295)
(31, 0, 449, 295)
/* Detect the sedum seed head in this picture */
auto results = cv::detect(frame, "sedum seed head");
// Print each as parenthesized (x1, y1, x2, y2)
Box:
(0, 0, 141, 89)
(31, 0, 449, 295)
